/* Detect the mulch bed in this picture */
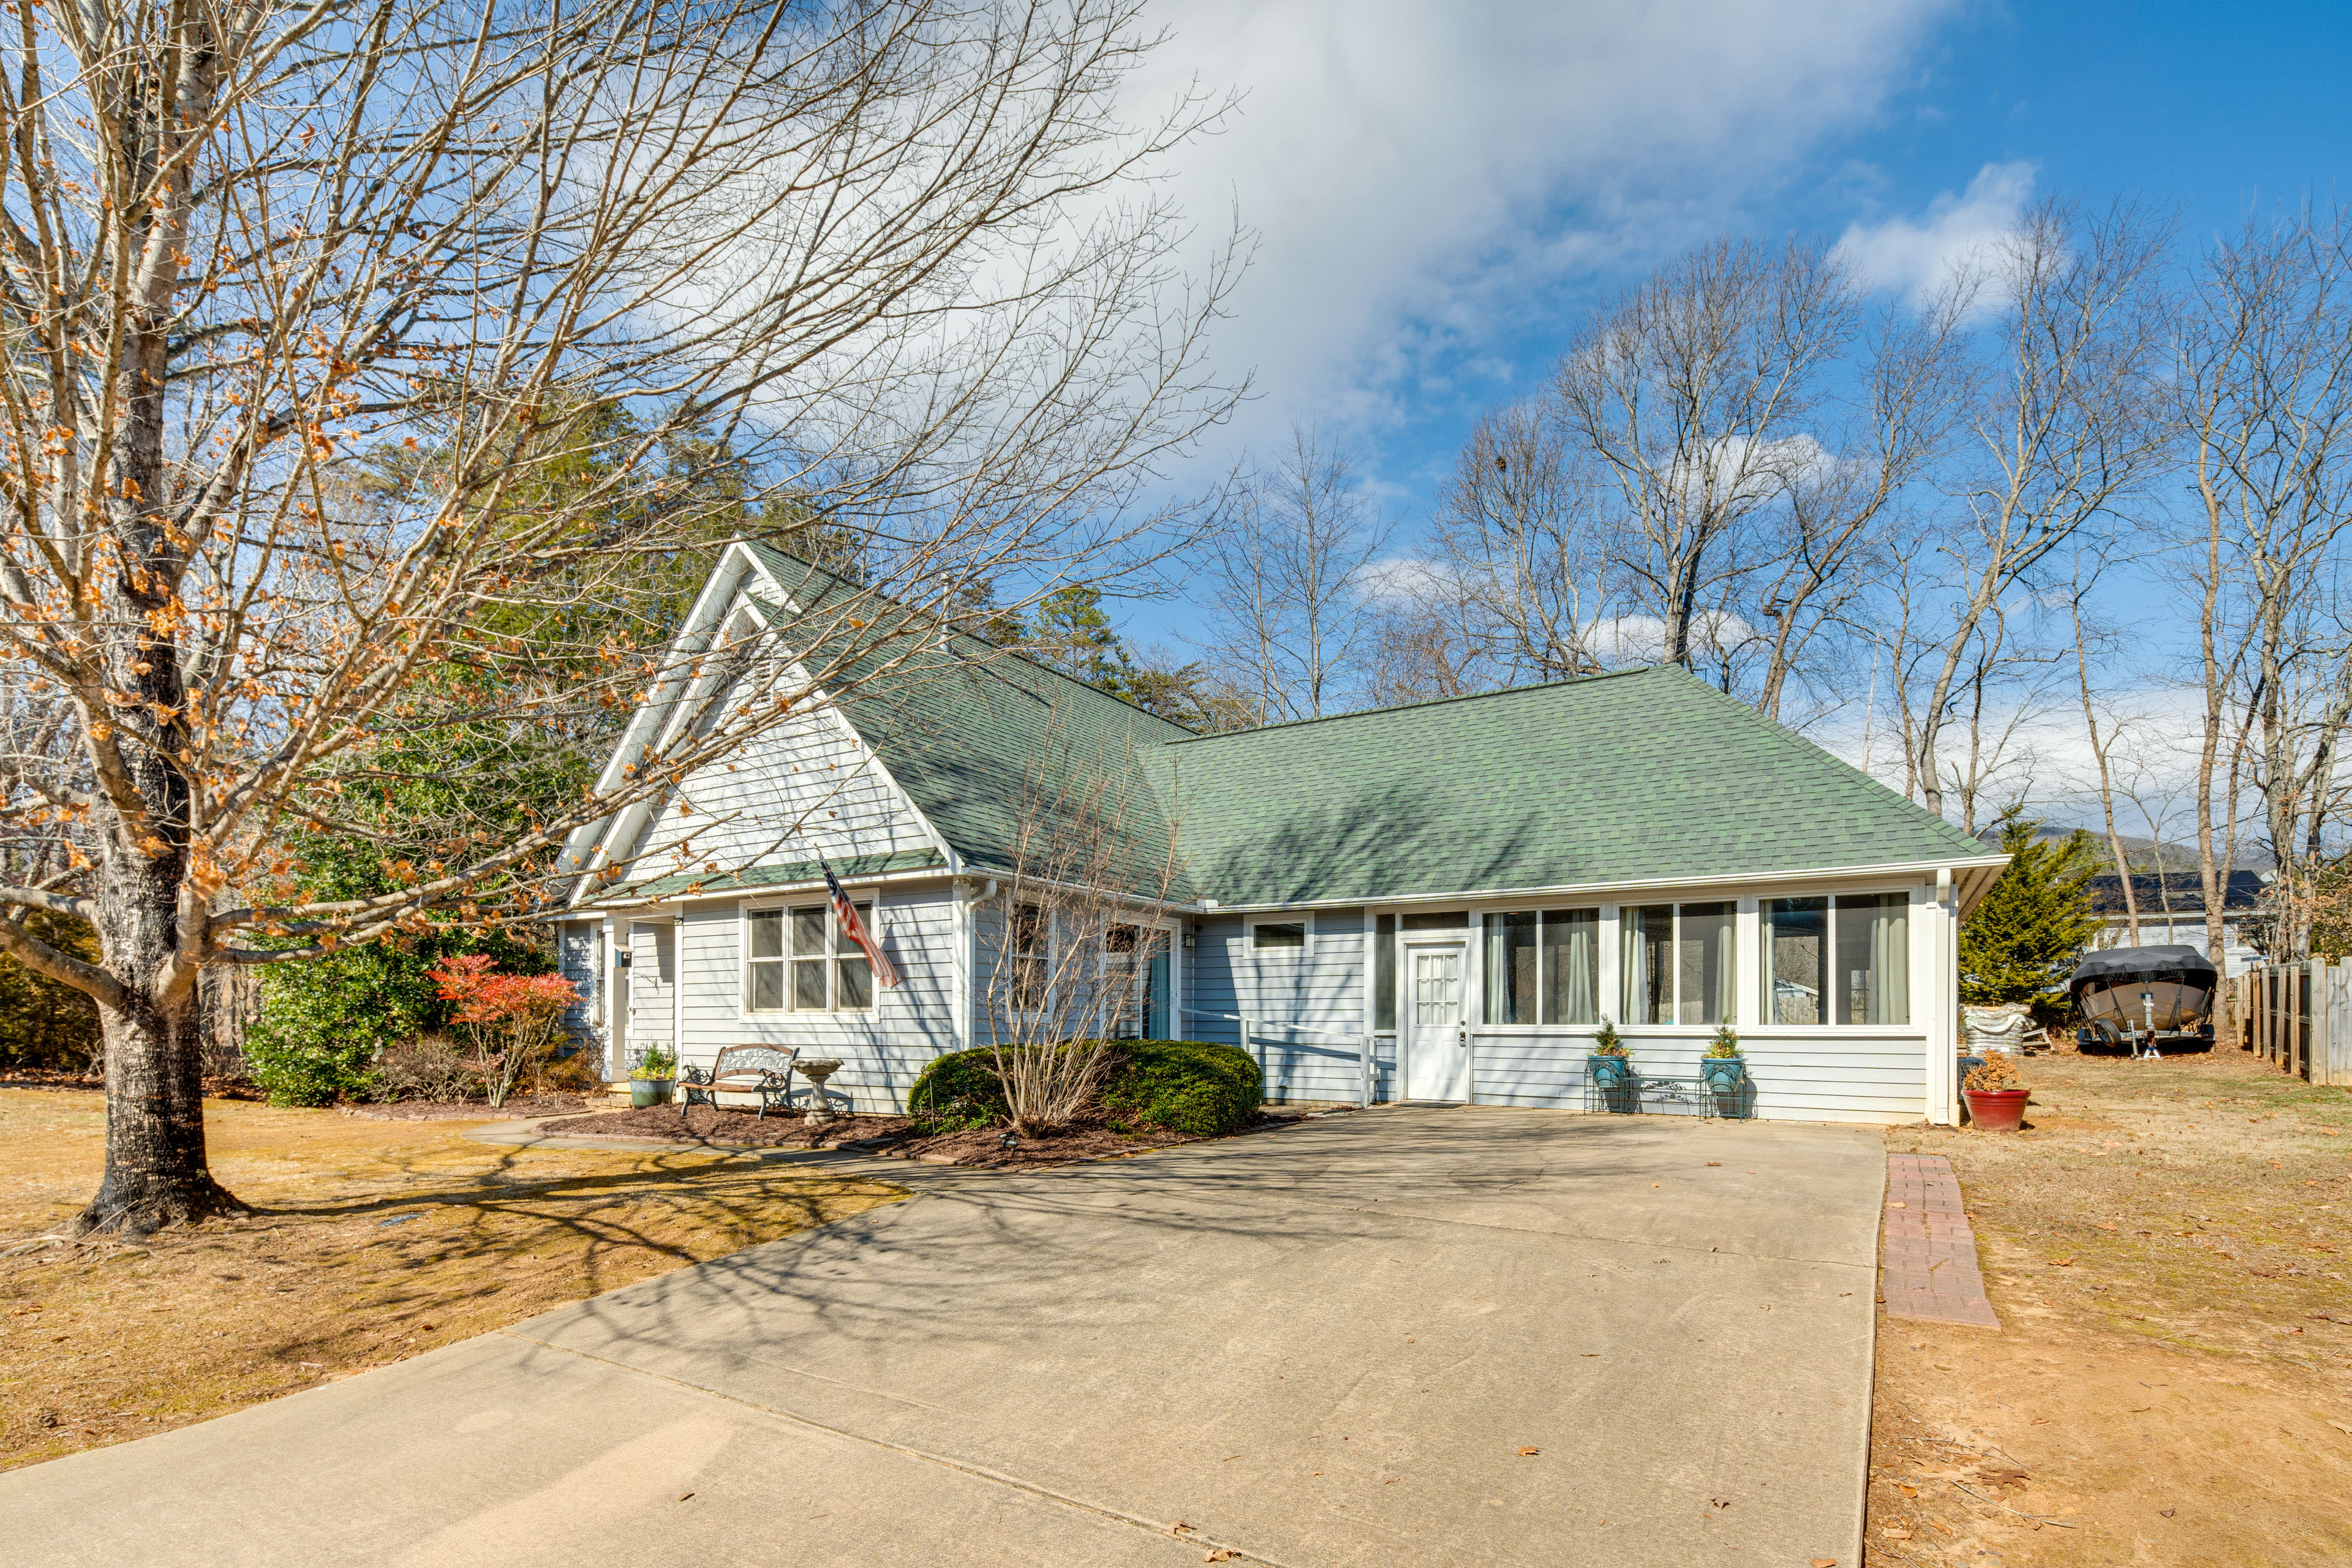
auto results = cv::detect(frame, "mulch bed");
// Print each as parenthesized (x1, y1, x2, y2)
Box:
(530, 1102, 1276, 1169)
(342, 1093, 597, 1122)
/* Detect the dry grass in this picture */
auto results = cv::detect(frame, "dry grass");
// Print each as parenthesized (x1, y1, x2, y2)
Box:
(1867, 1046, 2352, 1566)
(0, 1088, 903, 1472)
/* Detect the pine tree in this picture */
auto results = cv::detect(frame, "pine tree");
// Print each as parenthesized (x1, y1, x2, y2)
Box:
(1959, 810, 2103, 1014)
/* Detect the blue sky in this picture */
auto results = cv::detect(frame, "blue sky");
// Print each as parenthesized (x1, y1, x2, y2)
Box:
(1120, 0, 2352, 638)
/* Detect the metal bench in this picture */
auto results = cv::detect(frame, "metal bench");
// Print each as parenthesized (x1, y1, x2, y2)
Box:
(679, 1044, 803, 1120)
(1584, 1072, 1743, 1120)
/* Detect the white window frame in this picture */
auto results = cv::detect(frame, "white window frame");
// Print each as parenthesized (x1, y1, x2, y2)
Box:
(1247, 913, 1311, 959)
(1098, 915, 1179, 1038)
(1479, 905, 1604, 1029)
(741, 895, 879, 1015)
(1615, 899, 1739, 1029)
(1755, 885, 1917, 1030)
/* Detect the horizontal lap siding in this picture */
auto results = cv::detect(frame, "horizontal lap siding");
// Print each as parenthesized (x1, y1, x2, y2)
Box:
(1249, 912, 1371, 1105)
(677, 883, 959, 1114)
(1468, 1031, 1928, 1124)
(1182, 917, 1243, 1047)
(628, 699, 933, 880)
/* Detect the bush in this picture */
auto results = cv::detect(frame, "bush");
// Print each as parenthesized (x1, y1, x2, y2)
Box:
(908, 1040, 1261, 1137)
(374, 1036, 476, 1102)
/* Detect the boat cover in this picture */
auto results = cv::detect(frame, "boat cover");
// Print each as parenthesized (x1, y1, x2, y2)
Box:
(2068, 944, 2218, 991)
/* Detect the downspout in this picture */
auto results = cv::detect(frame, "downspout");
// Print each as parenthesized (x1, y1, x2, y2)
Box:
(1937, 867, 1956, 1126)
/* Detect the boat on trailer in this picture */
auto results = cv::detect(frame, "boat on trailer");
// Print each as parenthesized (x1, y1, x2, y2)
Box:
(2069, 944, 2218, 1050)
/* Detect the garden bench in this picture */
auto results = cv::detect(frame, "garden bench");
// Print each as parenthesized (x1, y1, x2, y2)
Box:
(679, 1044, 803, 1120)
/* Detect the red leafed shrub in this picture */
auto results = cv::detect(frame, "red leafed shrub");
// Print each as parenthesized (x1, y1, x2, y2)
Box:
(428, 955, 580, 1109)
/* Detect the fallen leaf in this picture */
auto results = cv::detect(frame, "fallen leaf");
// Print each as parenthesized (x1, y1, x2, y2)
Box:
(1882, 1527, 1912, 1539)
(1204, 1551, 1236, 1563)
(2048, 1257, 2075, 1267)
(1170, 1522, 1191, 1535)
(1812, 1559, 1838, 1566)
(1651, 1183, 1660, 1188)
(1706, 1161, 1722, 1166)
(1518, 1446, 1540, 1457)
(1889, 1200, 1907, 1209)
(2097, 1221, 2119, 1231)
(2160, 1509, 2176, 1518)
(677, 1493, 694, 1502)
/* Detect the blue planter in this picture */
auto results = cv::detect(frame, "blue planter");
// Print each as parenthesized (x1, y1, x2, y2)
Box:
(1701, 1058, 1746, 1092)
(1587, 1054, 1632, 1088)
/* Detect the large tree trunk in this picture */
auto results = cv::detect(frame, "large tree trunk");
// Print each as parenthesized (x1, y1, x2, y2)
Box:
(80, 853, 244, 1236)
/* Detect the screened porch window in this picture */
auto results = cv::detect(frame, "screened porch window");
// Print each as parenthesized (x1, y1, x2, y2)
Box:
(1483, 909, 1598, 1025)
(1008, 902, 1049, 1012)
(1374, 913, 1396, 1031)
(1619, 902, 1733, 1025)
(1763, 894, 1908, 1026)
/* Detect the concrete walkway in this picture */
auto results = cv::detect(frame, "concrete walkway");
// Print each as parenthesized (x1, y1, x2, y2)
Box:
(0, 1107, 1885, 1567)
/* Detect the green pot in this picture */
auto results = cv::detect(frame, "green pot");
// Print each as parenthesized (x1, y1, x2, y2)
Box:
(1701, 1057, 1745, 1091)
(631, 1078, 673, 1108)
(1587, 1054, 1632, 1088)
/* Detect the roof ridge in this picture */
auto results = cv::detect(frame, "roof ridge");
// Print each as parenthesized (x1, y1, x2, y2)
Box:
(1164, 664, 1657, 746)
(741, 540, 1196, 741)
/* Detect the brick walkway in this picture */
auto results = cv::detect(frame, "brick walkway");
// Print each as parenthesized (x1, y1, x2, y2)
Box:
(1880, 1153, 1999, 1329)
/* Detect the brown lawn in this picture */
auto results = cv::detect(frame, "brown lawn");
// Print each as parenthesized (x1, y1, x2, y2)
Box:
(0, 1088, 903, 1472)
(1869, 1046, 2352, 1566)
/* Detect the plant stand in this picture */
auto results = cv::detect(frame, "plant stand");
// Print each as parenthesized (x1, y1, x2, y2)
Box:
(799, 1058, 844, 1126)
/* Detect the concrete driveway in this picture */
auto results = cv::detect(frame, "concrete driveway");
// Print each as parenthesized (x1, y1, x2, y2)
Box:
(0, 1107, 1885, 1567)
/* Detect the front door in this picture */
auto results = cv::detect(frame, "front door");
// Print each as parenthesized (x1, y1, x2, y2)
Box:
(1404, 943, 1469, 1101)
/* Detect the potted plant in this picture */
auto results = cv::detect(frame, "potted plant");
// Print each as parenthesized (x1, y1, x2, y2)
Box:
(1701, 1024, 1744, 1091)
(630, 1046, 677, 1108)
(1961, 1050, 2029, 1131)
(1586, 1019, 1631, 1089)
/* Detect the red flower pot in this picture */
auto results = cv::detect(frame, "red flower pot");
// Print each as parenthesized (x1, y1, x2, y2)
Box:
(1962, 1087, 2029, 1131)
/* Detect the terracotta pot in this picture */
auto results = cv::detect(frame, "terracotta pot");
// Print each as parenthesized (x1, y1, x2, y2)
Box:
(1962, 1087, 2029, 1131)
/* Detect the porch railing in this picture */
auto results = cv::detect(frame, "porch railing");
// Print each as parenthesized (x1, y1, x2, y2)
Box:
(1183, 1008, 1376, 1109)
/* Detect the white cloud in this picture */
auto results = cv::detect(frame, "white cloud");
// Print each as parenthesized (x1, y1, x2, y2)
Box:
(1832, 159, 2037, 302)
(1133, 0, 1964, 447)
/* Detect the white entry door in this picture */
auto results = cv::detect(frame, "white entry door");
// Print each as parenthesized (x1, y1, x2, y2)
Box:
(1403, 943, 1469, 1101)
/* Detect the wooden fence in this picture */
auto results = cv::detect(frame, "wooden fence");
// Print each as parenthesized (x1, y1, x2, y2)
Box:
(2226, 959, 2352, 1088)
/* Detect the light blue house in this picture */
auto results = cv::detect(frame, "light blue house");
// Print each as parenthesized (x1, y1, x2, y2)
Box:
(559, 544, 2007, 1126)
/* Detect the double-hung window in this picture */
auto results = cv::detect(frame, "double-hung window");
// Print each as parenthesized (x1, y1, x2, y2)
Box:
(1007, 902, 1049, 1013)
(1482, 908, 1599, 1025)
(745, 900, 876, 1014)
(1618, 902, 1735, 1025)
(1762, 892, 1909, 1025)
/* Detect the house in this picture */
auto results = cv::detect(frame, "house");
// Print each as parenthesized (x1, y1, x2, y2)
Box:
(556, 543, 2008, 1127)
(2086, 870, 2268, 975)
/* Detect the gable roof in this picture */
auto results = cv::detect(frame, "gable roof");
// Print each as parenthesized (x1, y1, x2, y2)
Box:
(1147, 665, 1997, 907)
(576, 547, 2000, 911)
(741, 544, 1194, 892)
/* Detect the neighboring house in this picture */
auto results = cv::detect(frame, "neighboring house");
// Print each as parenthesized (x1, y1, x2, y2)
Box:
(556, 544, 2008, 1127)
(2086, 871, 2267, 975)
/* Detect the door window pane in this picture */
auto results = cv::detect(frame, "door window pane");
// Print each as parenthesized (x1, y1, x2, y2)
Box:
(1412, 950, 1461, 1025)
(1484, 911, 1537, 1025)
(1834, 893, 1909, 1025)
(1764, 897, 1828, 1025)
(1374, 914, 1396, 1032)
(1540, 909, 1598, 1025)
(1676, 902, 1735, 1025)
(1621, 904, 1672, 1024)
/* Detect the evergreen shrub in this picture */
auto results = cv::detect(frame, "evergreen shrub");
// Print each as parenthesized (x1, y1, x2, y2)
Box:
(908, 1040, 1262, 1136)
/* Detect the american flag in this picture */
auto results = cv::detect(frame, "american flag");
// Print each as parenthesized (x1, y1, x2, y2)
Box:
(824, 861, 902, 988)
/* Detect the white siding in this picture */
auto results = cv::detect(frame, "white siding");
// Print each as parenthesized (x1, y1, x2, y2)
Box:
(622, 689, 938, 884)
(674, 882, 960, 1113)
(1468, 1028, 1926, 1125)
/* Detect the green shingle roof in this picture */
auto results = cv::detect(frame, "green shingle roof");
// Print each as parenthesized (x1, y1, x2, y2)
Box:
(745, 545, 1194, 892)
(1147, 666, 1992, 906)
(724, 549, 1988, 909)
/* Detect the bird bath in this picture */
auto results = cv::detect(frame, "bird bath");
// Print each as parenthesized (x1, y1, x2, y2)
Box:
(798, 1058, 844, 1126)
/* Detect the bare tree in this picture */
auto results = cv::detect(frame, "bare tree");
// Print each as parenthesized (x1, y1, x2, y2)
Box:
(2067, 569, 2142, 941)
(0, 0, 1241, 1234)
(1196, 426, 1392, 723)
(1550, 236, 1857, 671)
(1906, 198, 2175, 820)
(973, 709, 1184, 1133)
(2180, 208, 2352, 958)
